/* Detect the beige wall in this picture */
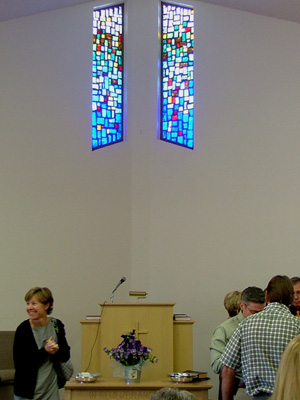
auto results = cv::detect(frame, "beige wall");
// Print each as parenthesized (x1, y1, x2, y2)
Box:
(1, 1, 300, 398)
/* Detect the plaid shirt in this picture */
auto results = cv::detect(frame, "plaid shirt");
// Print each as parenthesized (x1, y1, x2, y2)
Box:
(220, 302, 300, 396)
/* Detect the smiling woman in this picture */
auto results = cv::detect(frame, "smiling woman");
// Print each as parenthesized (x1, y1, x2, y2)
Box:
(26, 287, 54, 326)
(13, 287, 72, 400)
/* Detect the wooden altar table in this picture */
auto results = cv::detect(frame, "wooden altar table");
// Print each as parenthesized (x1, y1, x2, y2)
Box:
(64, 378, 212, 400)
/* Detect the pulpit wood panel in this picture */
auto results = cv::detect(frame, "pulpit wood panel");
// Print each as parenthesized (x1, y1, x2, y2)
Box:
(99, 303, 174, 380)
(81, 321, 101, 372)
(173, 320, 195, 371)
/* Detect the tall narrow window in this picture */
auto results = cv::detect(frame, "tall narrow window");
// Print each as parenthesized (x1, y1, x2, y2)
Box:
(161, 3, 194, 149)
(92, 4, 124, 150)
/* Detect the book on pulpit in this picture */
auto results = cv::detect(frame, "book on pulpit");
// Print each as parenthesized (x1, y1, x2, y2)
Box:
(183, 370, 209, 380)
(173, 313, 191, 321)
(85, 315, 101, 320)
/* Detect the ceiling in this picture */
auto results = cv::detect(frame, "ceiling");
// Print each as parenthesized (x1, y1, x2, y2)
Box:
(0, 0, 299, 25)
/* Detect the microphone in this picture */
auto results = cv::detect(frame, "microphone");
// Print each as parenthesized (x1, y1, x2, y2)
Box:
(112, 277, 126, 294)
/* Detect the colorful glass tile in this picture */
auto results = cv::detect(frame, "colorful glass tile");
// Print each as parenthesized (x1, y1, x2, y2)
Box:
(161, 3, 194, 149)
(92, 4, 124, 150)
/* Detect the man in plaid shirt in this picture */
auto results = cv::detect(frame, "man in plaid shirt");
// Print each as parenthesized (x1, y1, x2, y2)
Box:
(220, 275, 300, 400)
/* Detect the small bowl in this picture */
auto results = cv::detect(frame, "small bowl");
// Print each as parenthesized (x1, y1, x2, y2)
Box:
(168, 372, 198, 383)
(75, 372, 101, 383)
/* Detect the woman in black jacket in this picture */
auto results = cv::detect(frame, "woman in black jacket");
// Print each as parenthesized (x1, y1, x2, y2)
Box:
(13, 287, 71, 400)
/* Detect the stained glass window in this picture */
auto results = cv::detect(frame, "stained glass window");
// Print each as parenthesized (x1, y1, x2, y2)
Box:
(161, 3, 194, 149)
(92, 4, 124, 150)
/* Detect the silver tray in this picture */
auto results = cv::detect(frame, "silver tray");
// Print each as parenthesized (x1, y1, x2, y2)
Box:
(168, 372, 198, 383)
(75, 372, 101, 383)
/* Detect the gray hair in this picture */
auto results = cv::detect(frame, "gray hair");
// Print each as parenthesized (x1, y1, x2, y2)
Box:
(151, 387, 197, 400)
(241, 286, 265, 305)
(291, 276, 300, 285)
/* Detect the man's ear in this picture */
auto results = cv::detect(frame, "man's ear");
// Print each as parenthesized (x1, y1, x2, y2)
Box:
(265, 291, 270, 304)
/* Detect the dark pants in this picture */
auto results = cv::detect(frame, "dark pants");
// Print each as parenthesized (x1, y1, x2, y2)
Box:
(253, 393, 272, 400)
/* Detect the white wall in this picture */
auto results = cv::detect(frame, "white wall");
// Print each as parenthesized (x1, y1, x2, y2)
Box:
(1, 1, 300, 398)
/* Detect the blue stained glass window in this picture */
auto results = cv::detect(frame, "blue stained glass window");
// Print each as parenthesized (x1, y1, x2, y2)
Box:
(92, 4, 124, 150)
(161, 3, 194, 149)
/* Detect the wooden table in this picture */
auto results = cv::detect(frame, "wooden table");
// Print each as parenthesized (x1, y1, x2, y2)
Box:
(64, 378, 212, 400)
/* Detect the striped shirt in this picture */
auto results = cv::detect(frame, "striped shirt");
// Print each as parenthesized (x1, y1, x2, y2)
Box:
(220, 302, 300, 396)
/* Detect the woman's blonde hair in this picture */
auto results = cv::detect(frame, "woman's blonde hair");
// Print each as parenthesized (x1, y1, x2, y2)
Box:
(271, 335, 300, 400)
(223, 291, 241, 317)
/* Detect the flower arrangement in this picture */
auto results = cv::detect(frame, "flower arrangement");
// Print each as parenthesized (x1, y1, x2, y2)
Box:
(103, 329, 158, 367)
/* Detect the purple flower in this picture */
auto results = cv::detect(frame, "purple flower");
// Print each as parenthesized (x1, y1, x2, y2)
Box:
(103, 330, 158, 366)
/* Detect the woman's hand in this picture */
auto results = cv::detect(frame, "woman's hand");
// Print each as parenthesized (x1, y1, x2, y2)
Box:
(45, 336, 59, 354)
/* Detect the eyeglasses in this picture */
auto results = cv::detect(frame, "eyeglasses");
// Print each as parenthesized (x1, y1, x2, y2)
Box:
(244, 304, 261, 315)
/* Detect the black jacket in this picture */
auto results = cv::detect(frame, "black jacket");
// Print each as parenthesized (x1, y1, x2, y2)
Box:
(13, 318, 71, 399)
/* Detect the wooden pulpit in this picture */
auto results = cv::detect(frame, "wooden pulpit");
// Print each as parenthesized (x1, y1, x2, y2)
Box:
(81, 303, 194, 380)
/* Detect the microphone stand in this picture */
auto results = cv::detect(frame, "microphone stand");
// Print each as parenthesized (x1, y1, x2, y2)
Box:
(110, 292, 115, 303)
(110, 278, 126, 303)
(110, 281, 121, 303)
